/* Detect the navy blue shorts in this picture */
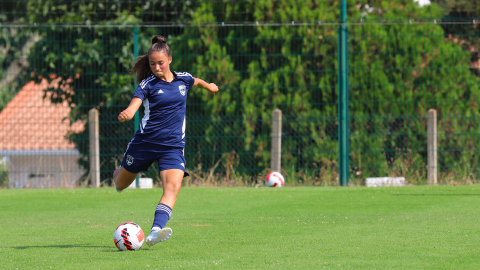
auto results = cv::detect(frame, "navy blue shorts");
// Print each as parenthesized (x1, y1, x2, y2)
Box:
(121, 139, 189, 177)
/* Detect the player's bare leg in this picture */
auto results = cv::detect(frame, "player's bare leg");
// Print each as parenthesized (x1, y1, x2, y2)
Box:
(113, 166, 139, 192)
(158, 169, 184, 208)
(146, 169, 184, 246)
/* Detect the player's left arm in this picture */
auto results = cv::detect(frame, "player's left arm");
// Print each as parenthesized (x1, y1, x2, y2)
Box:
(193, 78, 219, 95)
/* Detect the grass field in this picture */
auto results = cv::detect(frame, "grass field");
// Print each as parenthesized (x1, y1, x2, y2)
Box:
(1, 185, 480, 269)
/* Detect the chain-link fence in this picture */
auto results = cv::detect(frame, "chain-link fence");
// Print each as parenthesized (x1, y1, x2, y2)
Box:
(348, 19, 480, 185)
(0, 19, 479, 187)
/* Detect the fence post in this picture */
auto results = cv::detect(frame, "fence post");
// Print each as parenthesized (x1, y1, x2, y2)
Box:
(427, 109, 437, 185)
(89, 108, 100, 188)
(271, 109, 282, 172)
(133, 27, 140, 188)
(338, 0, 349, 186)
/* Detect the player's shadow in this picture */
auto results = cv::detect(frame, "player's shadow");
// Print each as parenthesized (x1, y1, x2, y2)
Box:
(9, 245, 155, 252)
(10, 245, 110, 250)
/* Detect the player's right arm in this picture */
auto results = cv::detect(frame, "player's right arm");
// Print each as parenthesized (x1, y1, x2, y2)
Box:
(118, 97, 143, 122)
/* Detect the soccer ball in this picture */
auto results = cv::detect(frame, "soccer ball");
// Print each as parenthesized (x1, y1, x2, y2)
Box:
(113, 222, 145, 251)
(265, 172, 285, 187)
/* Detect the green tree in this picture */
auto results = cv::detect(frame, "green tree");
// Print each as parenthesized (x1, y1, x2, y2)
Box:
(2, 0, 479, 185)
(430, 0, 480, 18)
(173, 0, 480, 183)
(0, 1, 199, 183)
(0, 0, 198, 108)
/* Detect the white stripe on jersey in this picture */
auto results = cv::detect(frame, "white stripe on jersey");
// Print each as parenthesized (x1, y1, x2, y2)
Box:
(175, 71, 193, 78)
(181, 116, 186, 140)
(140, 99, 150, 133)
(140, 74, 155, 89)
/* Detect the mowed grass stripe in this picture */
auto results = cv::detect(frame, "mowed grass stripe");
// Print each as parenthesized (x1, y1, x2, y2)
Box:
(1, 186, 479, 269)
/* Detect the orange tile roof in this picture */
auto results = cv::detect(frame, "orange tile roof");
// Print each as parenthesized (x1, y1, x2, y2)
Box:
(0, 79, 85, 150)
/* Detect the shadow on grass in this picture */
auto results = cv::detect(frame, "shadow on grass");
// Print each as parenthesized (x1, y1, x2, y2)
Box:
(8, 245, 111, 250)
(393, 194, 480, 196)
(7, 245, 155, 252)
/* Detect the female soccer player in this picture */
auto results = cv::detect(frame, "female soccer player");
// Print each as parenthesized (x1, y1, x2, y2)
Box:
(113, 35, 219, 247)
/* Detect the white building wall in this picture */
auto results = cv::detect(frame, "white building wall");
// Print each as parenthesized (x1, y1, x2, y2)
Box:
(1, 149, 85, 188)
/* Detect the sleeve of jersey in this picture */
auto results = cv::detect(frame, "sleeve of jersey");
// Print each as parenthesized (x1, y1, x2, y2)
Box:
(133, 84, 147, 100)
(187, 74, 195, 90)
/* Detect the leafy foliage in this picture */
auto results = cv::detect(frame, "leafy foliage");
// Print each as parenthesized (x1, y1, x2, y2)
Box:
(173, 0, 480, 183)
(0, 1, 200, 182)
(1, 0, 479, 185)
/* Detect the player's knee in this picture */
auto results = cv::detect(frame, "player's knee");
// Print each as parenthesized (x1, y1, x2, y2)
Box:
(164, 182, 181, 193)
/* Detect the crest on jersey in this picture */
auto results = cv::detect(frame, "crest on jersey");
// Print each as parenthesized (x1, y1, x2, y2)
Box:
(179, 85, 186, 96)
(126, 155, 134, 166)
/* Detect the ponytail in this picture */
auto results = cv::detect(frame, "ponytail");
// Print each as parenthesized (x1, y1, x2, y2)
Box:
(130, 35, 172, 83)
(131, 55, 150, 83)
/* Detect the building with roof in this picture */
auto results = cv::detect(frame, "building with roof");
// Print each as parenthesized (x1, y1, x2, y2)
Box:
(0, 78, 86, 188)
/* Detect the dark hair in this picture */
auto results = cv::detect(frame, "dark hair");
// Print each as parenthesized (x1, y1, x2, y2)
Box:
(131, 35, 172, 83)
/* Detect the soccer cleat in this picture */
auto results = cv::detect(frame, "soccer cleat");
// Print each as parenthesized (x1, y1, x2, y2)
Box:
(145, 227, 173, 247)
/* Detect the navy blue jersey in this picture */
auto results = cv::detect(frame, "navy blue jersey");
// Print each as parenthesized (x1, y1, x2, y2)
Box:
(133, 71, 195, 147)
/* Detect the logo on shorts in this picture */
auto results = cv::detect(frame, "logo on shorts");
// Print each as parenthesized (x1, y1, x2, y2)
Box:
(126, 155, 134, 166)
(179, 85, 186, 96)
(180, 163, 185, 168)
